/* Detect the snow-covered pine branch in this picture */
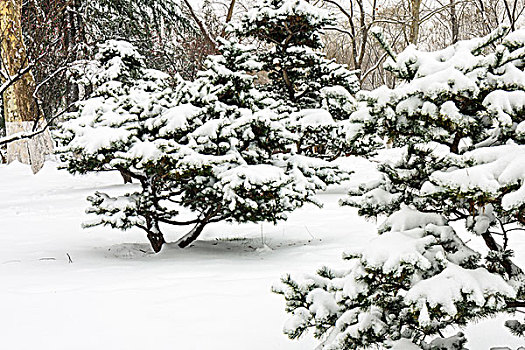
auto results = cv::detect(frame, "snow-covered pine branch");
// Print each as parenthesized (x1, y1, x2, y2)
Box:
(274, 207, 514, 349)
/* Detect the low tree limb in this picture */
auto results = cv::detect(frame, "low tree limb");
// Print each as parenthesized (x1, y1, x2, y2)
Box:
(0, 103, 73, 146)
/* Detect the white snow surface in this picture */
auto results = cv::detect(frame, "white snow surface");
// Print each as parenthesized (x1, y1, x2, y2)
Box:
(1, 159, 524, 349)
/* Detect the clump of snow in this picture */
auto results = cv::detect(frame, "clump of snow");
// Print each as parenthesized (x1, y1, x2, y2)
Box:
(406, 263, 516, 317)
(291, 109, 335, 127)
(423, 144, 525, 211)
(145, 104, 200, 136)
(390, 338, 423, 350)
(380, 205, 445, 233)
(356, 230, 436, 273)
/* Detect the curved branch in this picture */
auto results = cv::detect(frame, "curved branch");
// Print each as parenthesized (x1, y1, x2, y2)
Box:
(0, 102, 73, 146)
(182, 0, 218, 51)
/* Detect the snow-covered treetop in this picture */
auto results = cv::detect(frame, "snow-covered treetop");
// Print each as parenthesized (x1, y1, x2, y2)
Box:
(92, 40, 147, 87)
(355, 27, 525, 152)
(228, 0, 359, 112)
(234, 0, 332, 50)
(175, 38, 263, 112)
(57, 40, 173, 171)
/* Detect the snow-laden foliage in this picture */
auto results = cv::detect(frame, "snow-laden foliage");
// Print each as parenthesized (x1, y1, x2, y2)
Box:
(57, 39, 348, 252)
(348, 26, 525, 157)
(57, 40, 175, 172)
(345, 27, 525, 286)
(277, 27, 525, 349)
(229, 0, 361, 159)
(274, 207, 514, 349)
(234, 0, 360, 109)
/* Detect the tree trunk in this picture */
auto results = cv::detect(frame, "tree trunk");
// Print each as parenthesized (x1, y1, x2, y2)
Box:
(450, 0, 459, 44)
(147, 227, 166, 253)
(409, 0, 422, 45)
(65, 0, 82, 105)
(225, 0, 236, 23)
(0, 0, 53, 173)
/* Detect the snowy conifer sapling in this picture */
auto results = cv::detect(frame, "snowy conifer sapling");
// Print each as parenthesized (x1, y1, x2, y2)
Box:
(57, 39, 348, 253)
(275, 27, 525, 349)
(233, 0, 361, 159)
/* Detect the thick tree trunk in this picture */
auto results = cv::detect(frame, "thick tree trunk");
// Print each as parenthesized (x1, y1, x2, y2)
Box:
(176, 208, 221, 248)
(147, 227, 166, 253)
(144, 212, 166, 253)
(0, 0, 53, 173)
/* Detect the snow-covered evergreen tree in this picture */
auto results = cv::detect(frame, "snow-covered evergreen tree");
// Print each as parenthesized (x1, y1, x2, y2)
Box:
(57, 40, 174, 176)
(57, 39, 349, 253)
(235, 0, 359, 109)
(230, 0, 361, 159)
(275, 27, 525, 349)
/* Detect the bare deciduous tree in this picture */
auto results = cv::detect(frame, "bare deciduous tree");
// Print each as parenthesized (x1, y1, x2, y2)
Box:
(1, 0, 53, 173)
(321, 0, 525, 89)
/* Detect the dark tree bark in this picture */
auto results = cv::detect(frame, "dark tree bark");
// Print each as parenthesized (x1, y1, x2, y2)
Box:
(176, 221, 208, 248)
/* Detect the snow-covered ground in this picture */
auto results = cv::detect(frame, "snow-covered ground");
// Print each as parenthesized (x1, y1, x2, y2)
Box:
(0, 159, 523, 349)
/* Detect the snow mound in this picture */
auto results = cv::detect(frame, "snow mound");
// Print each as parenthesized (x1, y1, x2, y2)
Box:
(106, 243, 152, 258)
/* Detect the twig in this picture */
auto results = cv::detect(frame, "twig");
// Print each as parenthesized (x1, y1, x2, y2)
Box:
(2, 260, 21, 264)
(66, 253, 73, 263)
(304, 225, 316, 240)
(361, 52, 388, 82)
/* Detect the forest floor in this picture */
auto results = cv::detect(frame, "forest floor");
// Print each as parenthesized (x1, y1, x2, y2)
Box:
(0, 158, 524, 349)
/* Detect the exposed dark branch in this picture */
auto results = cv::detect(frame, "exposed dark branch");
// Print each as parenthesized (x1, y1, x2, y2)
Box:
(0, 103, 73, 146)
(157, 217, 200, 226)
(507, 301, 525, 308)
(182, 0, 218, 51)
